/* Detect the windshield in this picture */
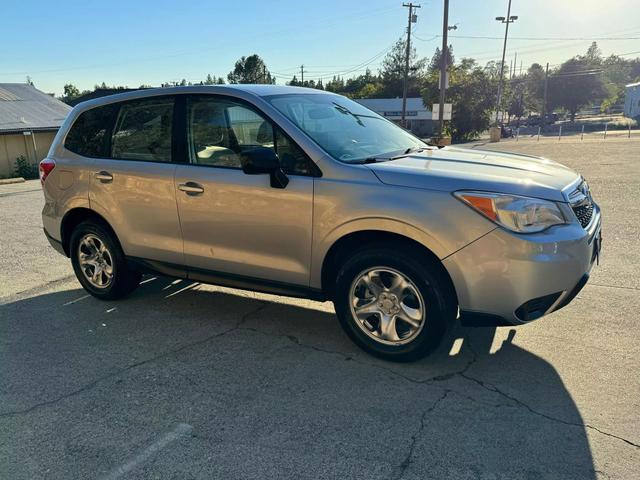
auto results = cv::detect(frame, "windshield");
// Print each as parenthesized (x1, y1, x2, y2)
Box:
(265, 93, 427, 163)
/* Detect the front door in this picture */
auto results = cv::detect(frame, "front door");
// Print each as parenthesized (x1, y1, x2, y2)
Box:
(174, 95, 315, 286)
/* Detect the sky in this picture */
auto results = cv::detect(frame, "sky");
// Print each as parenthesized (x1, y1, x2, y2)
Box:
(1, 0, 639, 95)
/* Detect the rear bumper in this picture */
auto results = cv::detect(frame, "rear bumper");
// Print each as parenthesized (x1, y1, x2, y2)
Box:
(445, 206, 601, 326)
(44, 228, 67, 256)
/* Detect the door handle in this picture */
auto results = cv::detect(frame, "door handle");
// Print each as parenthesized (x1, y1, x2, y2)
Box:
(95, 171, 113, 183)
(178, 182, 205, 195)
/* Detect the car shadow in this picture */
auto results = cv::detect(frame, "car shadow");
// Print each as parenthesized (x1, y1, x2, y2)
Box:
(0, 276, 596, 479)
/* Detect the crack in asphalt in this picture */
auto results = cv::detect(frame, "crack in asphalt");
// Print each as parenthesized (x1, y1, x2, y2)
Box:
(2, 300, 638, 452)
(393, 389, 451, 480)
(0, 302, 269, 419)
(459, 373, 640, 449)
(241, 327, 640, 450)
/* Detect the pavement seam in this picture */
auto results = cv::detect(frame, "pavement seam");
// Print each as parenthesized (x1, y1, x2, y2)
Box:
(0, 302, 269, 419)
(0, 188, 42, 198)
(0, 274, 76, 305)
(587, 283, 640, 291)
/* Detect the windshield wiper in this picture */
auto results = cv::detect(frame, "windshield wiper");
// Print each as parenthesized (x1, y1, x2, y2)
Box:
(389, 146, 427, 160)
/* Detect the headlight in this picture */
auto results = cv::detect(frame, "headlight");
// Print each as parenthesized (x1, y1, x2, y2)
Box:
(454, 191, 566, 233)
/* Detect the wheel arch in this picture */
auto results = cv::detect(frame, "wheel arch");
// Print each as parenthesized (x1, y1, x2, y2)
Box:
(60, 208, 122, 257)
(319, 229, 458, 306)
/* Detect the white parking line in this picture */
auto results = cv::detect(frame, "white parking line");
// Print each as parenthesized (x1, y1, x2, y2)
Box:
(63, 294, 90, 306)
(165, 283, 197, 298)
(99, 423, 193, 480)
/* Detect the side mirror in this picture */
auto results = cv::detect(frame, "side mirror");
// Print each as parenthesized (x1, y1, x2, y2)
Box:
(240, 147, 289, 189)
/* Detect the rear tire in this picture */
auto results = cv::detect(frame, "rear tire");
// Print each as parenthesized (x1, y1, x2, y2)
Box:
(70, 220, 141, 300)
(333, 245, 456, 362)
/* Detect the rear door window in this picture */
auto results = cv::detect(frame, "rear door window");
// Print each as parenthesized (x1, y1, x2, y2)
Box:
(111, 97, 174, 162)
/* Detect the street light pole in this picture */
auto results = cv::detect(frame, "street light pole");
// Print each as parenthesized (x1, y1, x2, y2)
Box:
(494, 0, 517, 125)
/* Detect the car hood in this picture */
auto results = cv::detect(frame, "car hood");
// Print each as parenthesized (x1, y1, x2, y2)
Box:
(365, 146, 580, 202)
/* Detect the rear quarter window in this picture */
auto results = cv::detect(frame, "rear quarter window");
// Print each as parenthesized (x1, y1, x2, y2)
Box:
(64, 104, 117, 157)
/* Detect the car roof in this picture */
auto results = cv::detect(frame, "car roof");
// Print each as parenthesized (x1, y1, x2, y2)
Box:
(73, 84, 331, 112)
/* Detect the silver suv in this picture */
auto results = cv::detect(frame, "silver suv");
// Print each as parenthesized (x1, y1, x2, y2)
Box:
(41, 85, 602, 361)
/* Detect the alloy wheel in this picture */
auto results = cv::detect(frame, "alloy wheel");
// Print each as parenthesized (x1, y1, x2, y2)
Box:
(349, 267, 426, 345)
(77, 234, 114, 289)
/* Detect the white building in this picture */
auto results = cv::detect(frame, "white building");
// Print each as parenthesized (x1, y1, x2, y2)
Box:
(623, 82, 640, 119)
(355, 97, 434, 136)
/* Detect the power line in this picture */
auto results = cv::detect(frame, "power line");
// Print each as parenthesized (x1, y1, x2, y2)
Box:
(433, 34, 640, 41)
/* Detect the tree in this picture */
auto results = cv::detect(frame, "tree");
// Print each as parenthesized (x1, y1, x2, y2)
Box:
(227, 54, 273, 84)
(428, 45, 454, 74)
(63, 83, 81, 99)
(325, 76, 345, 93)
(380, 37, 426, 97)
(204, 74, 215, 85)
(506, 78, 525, 123)
(580, 42, 602, 66)
(422, 58, 498, 141)
(287, 75, 301, 86)
(524, 63, 546, 113)
(548, 57, 606, 121)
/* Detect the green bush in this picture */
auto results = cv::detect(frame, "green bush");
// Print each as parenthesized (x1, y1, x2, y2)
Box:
(14, 155, 39, 180)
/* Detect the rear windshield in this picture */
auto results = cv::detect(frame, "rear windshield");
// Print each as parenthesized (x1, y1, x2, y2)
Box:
(64, 104, 117, 158)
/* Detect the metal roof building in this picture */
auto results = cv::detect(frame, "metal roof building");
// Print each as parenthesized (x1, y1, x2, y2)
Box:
(0, 83, 71, 178)
(624, 82, 640, 119)
(355, 97, 433, 136)
(0, 83, 71, 133)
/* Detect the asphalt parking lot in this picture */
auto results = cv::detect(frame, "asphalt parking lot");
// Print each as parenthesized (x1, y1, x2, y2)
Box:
(1, 137, 639, 479)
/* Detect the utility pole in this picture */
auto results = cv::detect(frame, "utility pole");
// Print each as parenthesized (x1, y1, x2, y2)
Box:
(542, 62, 549, 132)
(437, 0, 449, 138)
(401, 2, 420, 128)
(300, 65, 305, 85)
(494, 0, 517, 125)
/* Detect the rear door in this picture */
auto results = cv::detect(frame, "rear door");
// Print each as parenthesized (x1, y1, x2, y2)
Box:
(88, 96, 184, 266)
(174, 95, 315, 286)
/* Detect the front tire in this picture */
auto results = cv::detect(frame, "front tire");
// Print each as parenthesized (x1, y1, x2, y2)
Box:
(333, 245, 456, 362)
(70, 220, 141, 300)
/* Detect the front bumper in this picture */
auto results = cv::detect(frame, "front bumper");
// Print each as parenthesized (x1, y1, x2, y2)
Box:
(444, 206, 601, 326)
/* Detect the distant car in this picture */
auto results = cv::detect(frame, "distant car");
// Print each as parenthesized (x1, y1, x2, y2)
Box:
(40, 85, 602, 361)
(527, 114, 557, 126)
(500, 124, 514, 138)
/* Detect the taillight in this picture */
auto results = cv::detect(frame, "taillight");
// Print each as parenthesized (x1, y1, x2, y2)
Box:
(39, 158, 56, 186)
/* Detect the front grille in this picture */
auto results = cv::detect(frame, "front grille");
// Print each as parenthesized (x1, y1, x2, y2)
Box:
(572, 202, 594, 228)
(569, 180, 595, 228)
